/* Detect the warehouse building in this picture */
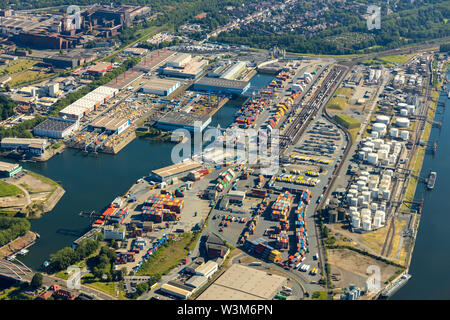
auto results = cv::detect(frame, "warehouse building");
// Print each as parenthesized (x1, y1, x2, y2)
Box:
(227, 190, 246, 203)
(140, 78, 180, 96)
(156, 112, 211, 133)
(123, 47, 148, 56)
(33, 117, 79, 139)
(197, 264, 287, 300)
(185, 275, 208, 290)
(193, 77, 250, 95)
(88, 116, 130, 135)
(0, 161, 22, 177)
(86, 62, 113, 76)
(1, 137, 47, 155)
(150, 160, 202, 182)
(160, 283, 192, 299)
(221, 61, 247, 80)
(194, 260, 218, 279)
(162, 54, 208, 79)
(59, 86, 118, 120)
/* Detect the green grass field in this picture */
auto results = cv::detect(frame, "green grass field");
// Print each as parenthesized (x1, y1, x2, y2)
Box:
(136, 232, 197, 276)
(334, 114, 360, 129)
(0, 180, 24, 197)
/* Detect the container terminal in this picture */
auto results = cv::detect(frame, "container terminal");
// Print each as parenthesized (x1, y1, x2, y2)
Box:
(2, 37, 447, 301)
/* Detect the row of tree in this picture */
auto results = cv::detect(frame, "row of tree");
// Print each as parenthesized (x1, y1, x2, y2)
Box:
(0, 217, 30, 247)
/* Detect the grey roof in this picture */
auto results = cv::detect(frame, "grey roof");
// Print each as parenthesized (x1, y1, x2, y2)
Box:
(194, 77, 249, 90)
(34, 118, 76, 132)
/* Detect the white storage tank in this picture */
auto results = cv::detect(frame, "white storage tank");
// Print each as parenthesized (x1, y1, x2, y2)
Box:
(358, 151, 366, 160)
(376, 210, 386, 223)
(407, 104, 415, 114)
(395, 117, 410, 128)
(349, 206, 358, 214)
(367, 152, 378, 165)
(390, 128, 399, 138)
(372, 123, 387, 133)
(373, 139, 383, 149)
(400, 108, 408, 116)
(362, 191, 371, 202)
(361, 147, 372, 156)
(401, 130, 409, 141)
(371, 203, 378, 212)
(378, 149, 388, 160)
(350, 197, 358, 206)
(373, 216, 382, 228)
(398, 102, 408, 109)
(371, 188, 379, 199)
(382, 189, 391, 200)
(352, 216, 361, 228)
(358, 195, 364, 206)
(363, 141, 375, 149)
(359, 175, 368, 182)
(361, 171, 370, 177)
(357, 180, 366, 190)
(362, 218, 372, 231)
(362, 201, 369, 209)
(385, 169, 394, 176)
(380, 143, 390, 152)
(371, 131, 379, 139)
(361, 208, 371, 219)
(389, 154, 397, 164)
(376, 115, 390, 124)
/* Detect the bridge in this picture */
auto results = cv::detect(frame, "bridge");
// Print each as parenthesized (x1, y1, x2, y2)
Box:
(0, 258, 34, 282)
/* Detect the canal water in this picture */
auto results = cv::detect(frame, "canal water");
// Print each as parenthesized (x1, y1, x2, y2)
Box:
(393, 73, 450, 299)
(0, 73, 275, 272)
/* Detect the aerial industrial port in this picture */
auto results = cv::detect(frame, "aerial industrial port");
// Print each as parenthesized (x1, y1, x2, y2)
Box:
(0, 2, 449, 304)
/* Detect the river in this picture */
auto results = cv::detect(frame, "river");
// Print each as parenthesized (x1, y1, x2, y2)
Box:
(392, 73, 450, 299)
(0, 73, 274, 273)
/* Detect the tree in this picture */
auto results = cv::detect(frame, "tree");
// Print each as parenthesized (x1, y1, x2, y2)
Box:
(135, 282, 149, 296)
(30, 273, 43, 289)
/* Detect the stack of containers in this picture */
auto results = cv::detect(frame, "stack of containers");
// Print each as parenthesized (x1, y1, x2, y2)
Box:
(188, 168, 210, 181)
(271, 191, 293, 220)
(276, 231, 289, 250)
(142, 194, 184, 222)
(216, 169, 236, 192)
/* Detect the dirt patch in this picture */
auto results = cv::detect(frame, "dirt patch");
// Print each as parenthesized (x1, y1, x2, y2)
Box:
(16, 174, 54, 193)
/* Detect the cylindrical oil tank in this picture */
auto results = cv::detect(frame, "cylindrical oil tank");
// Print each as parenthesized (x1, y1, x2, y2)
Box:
(396, 117, 410, 128)
(367, 152, 378, 165)
(376, 210, 386, 223)
(362, 201, 369, 209)
(401, 130, 409, 141)
(358, 151, 366, 160)
(372, 122, 387, 132)
(371, 203, 378, 212)
(373, 139, 383, 149)
(400, 108, 408, 116)
(349, 206, 358, 214)
(357, 180, 366, 190)
(350, 197, 358, 206)
(371, 131, 379, 139)
(382, 189, 391, 200)
(362, 218, 372, 231)
(362, 191, 371, 202)
(358, 196, 364, 206)
(352, 216, 361, 228)
(376, 115, 389, 124)
(390, 128, 399, 138)
(373, 216, 382, 228)
(371, 188, 379, 199)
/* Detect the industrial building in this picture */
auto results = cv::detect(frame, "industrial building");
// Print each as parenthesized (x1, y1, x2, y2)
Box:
(197, 264, 287, 300)
(161, 53, 208, 79)
(86, 62, 113, 76)
(0, 161, 22, 177)
(194, 260, 218, 278)
(123, 47, 148, 56)
(59, 86, 118, 120)
(150, 160, 202, 182)
(185, 275, 208, 290)
(140, 79, 180, 96)
(88, 116, 130, 135)
(33, 117, 79, 139)
(204, 233, 230, 259)
(227, 190, 246, 203)
(1, 137, 47, 155)
(103, 226, 125, 240)
(193, 77, 250, 95)
(160, 283, 192, 299)
(156, 112, 211, 133)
